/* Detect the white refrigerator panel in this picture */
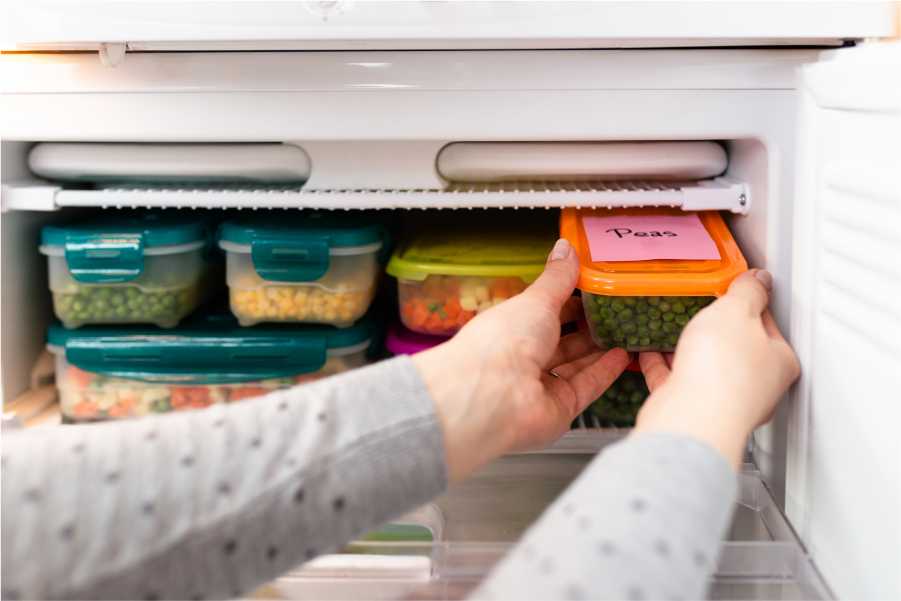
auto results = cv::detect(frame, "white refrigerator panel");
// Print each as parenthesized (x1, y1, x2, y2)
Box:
(789, 42, 900, 600)
(0, 1, 895, 51)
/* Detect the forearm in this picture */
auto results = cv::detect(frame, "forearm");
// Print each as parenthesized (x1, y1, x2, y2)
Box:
(472, 433, 736, 601)
(1, 356, 448, 600)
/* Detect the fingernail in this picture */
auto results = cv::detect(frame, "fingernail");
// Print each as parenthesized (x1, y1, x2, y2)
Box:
(754, 270, 773, 292)
(549, 238, 571, 262)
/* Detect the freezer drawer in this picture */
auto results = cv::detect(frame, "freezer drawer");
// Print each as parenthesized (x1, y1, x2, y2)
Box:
(247, 463, 831, 601)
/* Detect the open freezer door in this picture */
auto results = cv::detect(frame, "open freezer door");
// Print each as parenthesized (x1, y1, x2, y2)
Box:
(788, 42, 900, 600)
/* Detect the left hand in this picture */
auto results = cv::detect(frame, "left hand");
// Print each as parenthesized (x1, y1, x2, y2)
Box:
(414, 239, 631, 484)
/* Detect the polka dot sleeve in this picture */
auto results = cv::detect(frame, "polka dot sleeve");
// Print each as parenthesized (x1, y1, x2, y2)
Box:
(1, 355, 448, 600)
(471, 433, 736, 601)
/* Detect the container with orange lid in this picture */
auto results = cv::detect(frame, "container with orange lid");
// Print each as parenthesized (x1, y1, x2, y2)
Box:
(561, 207, 748, 352)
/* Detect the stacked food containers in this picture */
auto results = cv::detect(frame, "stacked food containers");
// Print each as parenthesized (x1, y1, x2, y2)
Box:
(561, 207, 748, 352)
(386, 216, 557, 336)
(218, 211, 397, 327)
(48, 306, 378, 422)
(40, 211, 222, 328)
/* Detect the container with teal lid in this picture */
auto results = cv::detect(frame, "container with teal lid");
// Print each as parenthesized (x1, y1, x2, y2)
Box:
(218, 210, 399, 327)
(47, 303, 380, 422)
(386, 213, 557, 336)
(40, 210, 222, 329)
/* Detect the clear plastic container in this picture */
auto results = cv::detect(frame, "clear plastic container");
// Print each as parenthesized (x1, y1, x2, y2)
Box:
(561, 207, 748, 352)
(218, 211, 397, 327)
(386, 215, 556, 336)
(40, 211, 221, 329)
(46, 306, 377, 422)
(385, 318, 450, 356)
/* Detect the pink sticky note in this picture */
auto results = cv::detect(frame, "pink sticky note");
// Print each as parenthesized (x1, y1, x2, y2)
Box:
(583, 214, 721, 262)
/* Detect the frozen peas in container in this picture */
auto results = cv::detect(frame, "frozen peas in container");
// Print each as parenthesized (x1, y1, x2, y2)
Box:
(40, 210, 222, 329)
(218, 211, 398, 327)
(561, 207, 747, 352)
(589, 365, 650, 427)
(386, 217, 557, 336)
(48, 305, 380, 422)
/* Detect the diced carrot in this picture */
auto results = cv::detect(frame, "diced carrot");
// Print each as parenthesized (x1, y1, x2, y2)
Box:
(443, 298, 461, 319)
(411, 304, 430, 328)
(230, 387, 267, 402)
(424, 312, 443, 331)
(402, 300, 415, 318)
(170, 387, 191, 409)
(491, 280, 509, 298)
(442, 317, 458, 330)
(108, 404, 129, 417)
(456, 309, 475, 326)
(68, 366, 95, 389)
(72, 401, 99, 419)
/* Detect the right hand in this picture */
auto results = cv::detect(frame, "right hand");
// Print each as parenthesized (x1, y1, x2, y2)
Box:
(632, 269, 800, 467)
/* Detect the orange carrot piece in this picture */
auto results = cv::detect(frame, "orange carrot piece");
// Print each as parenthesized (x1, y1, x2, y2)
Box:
(442, 317, 458, 330)
(491, 280, 509, 298)
(411, 305, 430, 328)
(424, 312, 443, 331)
(443, 298, 461, 319)
(68, 366, 95, 389)
(456, 309, 475, 326)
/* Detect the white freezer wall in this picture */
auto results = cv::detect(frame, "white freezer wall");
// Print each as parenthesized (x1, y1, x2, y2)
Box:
(789, 43, 900, 601)
(1, 48, 812, 502)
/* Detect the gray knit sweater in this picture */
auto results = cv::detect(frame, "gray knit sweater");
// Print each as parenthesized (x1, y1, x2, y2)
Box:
(1, 355, 735, 600)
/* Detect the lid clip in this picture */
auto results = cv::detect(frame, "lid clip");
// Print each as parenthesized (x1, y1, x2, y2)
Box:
(65, 234, 144, 283)
(251, 235, 330, 282)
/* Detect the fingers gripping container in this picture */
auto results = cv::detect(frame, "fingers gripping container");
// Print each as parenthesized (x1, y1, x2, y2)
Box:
(47, 306, 379, 422)
(561, 207, 747, 352)
(40, 211, 222, 329)
(218, 211, 398, 327)
(386, 218, 557, 336)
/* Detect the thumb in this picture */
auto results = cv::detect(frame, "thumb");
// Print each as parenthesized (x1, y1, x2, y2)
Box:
(725, 269, 773, 316)
(522, 238, 580, 313)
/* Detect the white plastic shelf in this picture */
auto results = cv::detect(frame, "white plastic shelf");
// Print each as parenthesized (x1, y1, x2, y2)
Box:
(2, 177, 750, 214)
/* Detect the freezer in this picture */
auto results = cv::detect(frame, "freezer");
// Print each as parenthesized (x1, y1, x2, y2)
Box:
(1, 3, 899, 599)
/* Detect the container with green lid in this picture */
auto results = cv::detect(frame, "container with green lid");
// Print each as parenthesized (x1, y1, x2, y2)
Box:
(386, 215, 557, 336)
(47, 303, 380, 422)
(40, 210, 222, 329)
(218, 211, 399, 328)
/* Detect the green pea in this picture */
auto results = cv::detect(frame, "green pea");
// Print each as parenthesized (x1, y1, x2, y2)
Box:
(601, 336, 613, 346)
(603, 319, 619, 331)
(595, 327, 609, 337)
(427, 302, 439, 312)
(94, 299, 108, 310)
(637, 325, 650, 337)
(110, 294, 125, 306)
(648, 319, 662, 330)
(590, 312, 604, 325)
(587, 299, 599, 311)
(636, 300, 649, 313)
(621, 322, 637, 334)
(635, 314, 649, 325)
(617, 393, 629, 404)
(626, 334, 640, 346)
(650, 329, 665, 340)
(72, 300, 85, 311)
(600, 306, 616, 319)
(77, 312, 90, 321)
(666, 333, 679, 345)
(664, 296, 679, 303)
(639, 337, 651, 347)
(688, 306, 700, 317)
(622, 380, 637, 392)
(605, 388, 617, 399)
(663, 312, 675, 322)
(647, 296, 661, 306)
(116, 306, 128, 316)
(654, 339, 668, 349)
(612, 330, 626, 342)
(658, 301, 672, 313)
(672, 302, 686, 314)
(630, 391, 645, 404)
(623, 297, 637, 307)
(617, 309, 633, 321)
(127, 299, 140, 310)
(597, 295, 611, 306)
(696, 297, 713, 307)
(675, 313, 690, 326)
(663, 321, 677, 333)
(647, 307, 661, 320)
(162, 296, 175, 308)
(125, 288, 137, 298)
(611, 299, 626, 312)
(682, 297, 696, 307)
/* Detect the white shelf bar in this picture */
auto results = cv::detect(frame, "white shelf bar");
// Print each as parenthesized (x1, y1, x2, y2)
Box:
(24, 177, 749, 213)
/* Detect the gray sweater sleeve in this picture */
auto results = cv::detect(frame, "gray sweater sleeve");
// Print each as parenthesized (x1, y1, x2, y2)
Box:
(472, 433, 736, 601)
(1, 355, 448, 601)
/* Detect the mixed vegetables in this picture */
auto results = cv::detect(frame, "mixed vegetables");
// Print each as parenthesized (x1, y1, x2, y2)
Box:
(584, 293, 714, 352)
(399, 275, 527, 335)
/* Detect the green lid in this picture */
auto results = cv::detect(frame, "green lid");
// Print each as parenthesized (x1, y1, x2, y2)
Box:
(386, 215, 557, 283)
(217, 211, 399, 282)
(46, 303, 377, 384)
(40, 210, 216, 284)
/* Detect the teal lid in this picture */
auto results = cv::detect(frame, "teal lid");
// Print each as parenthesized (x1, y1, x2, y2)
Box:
(46, 303, 378, 384)
(217, 211, 399, 282)
(40, 210, 216, 284)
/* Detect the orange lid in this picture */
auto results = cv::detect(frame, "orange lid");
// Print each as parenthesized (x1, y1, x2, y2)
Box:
(560, 207, 747, 297)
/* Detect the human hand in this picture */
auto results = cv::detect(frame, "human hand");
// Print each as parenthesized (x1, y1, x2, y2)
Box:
(633, 269, 800, 467)
(413, 239, 631, 484)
